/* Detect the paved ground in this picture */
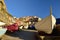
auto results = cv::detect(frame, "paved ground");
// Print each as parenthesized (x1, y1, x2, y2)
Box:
(1, 29, 38, 40)
(1, 29, 60, 40)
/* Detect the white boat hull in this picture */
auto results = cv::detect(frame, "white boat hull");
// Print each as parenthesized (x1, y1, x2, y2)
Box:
(0, 27, 7, 37)
(35, 15, 56, 34)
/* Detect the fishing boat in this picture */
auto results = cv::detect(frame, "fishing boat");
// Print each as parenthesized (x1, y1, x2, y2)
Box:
(0, 27, 7, 37)
(0, 22, 7, 38)
(35, 7, 56, 34)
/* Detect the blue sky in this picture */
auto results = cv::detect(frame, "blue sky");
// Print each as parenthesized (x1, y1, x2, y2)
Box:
(4, 0, 60, 18)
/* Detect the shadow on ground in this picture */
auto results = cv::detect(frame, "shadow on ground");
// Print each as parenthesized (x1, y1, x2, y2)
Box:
(5, 30, 38, 40)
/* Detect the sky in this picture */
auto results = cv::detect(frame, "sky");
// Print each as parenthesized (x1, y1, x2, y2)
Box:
(4, 0, 60, 18)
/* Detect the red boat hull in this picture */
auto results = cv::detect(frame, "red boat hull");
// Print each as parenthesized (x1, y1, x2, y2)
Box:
(6, 23, 18, 32)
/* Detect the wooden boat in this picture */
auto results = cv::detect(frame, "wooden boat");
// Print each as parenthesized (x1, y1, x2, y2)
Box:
(0, 22, 5, 26)
(0, 22, 7, 38)
(35, 7, 56, 34)
(0, 27, 7, 37)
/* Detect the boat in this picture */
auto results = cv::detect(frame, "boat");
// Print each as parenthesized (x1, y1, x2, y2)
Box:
(35, 7, 56, 34)
(0, 27, 7, 38)
(0, 22, 7, 38)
